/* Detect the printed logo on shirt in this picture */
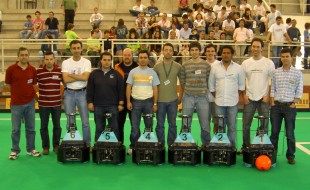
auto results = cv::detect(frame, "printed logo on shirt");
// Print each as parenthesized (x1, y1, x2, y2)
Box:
(52, 75, 59, 79)
(110, 74, 114, 79)
(27, 79, 33, 84)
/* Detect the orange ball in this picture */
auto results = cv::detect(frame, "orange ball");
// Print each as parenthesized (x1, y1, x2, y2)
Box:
(255, 155, 271, 171)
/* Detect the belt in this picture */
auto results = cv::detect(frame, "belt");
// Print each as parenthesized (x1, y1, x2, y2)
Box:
(65, 87, 86, 92)
(274, 101, 293, 106)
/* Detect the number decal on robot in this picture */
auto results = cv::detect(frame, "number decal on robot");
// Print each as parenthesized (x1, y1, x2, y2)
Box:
(145, 133, 151, 140)
(182, 134, 187, 141)
(70, 132, 75, 139)
(218, 134, 223, 141)
(105, 133, 110, 140)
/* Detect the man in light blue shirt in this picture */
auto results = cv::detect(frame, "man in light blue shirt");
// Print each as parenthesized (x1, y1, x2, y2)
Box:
(209, 45, 245, 148)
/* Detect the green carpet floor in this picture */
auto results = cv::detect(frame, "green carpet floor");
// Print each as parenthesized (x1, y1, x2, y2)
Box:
(0, 112, 309, 190)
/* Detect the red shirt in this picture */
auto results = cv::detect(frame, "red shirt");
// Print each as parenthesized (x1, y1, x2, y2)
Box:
(37, 65, 62, 107)
(5, 62, 37, 105)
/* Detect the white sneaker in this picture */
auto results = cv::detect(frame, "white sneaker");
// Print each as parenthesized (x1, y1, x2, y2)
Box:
(9, 152, 18, 160)
(127, 148, 132, 155)
(27, 150, 41, 157)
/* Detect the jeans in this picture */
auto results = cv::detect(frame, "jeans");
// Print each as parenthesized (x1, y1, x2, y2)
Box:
(156, 100, 178, 146)
(235, 43, 247, 64)
(91, 20, 102, 27)
(11, 99, 36, 153)
(272, 46, 283, 68)
(215, 104, 238, 147)
(118, 106, 131, 144)
(130, 98, 153, 148)
(182, 94, 210, 145)
(242, 100, 269, 148)
(20, 30, 33, 39)
(39, 106, 62, 149)
(270, 104, 296, 159)
(41, 29, 59, 39)
(94, 105, 119, 141)
(63, 89, 91, 145)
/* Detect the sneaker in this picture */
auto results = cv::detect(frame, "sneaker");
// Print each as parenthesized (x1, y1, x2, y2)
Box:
(53, 146, 59, 154)
(27, 150, 41, 157)
(288, 158, 296, 165)
(127, 148, 132, 155)
(260, 33, 264, 36)
(9, 152, 18, 160)
(42, 148, 49, 155)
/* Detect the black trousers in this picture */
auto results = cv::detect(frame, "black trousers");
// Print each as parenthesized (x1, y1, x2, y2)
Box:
(64, 9, 75, 31)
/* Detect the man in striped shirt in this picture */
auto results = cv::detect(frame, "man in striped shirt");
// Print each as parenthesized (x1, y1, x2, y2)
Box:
(37, 51, 62, 155)
(270, 48, 303, 165)
(179, 41, 211, 146)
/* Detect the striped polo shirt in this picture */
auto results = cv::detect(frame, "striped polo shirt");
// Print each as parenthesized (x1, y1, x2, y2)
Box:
(37, 65, 62, 107)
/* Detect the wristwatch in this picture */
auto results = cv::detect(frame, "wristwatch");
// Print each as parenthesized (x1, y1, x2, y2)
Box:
(154, 103, 157, 106)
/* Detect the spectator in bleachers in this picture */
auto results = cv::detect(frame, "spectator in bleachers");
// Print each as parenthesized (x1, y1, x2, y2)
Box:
(0, 10, 2, 33)
(253, 0, 265, 24)
(217, 7, 229, 27)
(193, 6, 205, 20)
(180, 22, 192, 40)
(169, 30, 181, 53)
(146, 0, 160, 16)
(87, 30, 101, 68)
(233, 19, 251, 63)
(228, 4, 238, 18)
(217, 32, 227, 60)
(284, 18, 292, 30)
(109, 26, 117, 39)
(189, 28, 199, 40)
(181, 14, 193, 28)
(171, 16, 182, 30)
(89, 6, 104, 27)
(140, 31, 152, 53)
(186, 9, 195, 22)
(206, 30, 218, 40)
(194, 13, 206, 34)
(232, 12, 241, 28)
(151, 30, 162, 53)
(213, 22, 223, 39)
(258, 11, 269, 35)
(242, 8, 254, 32)
(38, 34, 58, 67)
(198, 31, 207, 54)
(304, 22, 310, 69)
(193, 0, 204, 11)
(61, 0, 78, 31)
(147, 15, 158, 35)
(169, 23, 181, 39)
(266, 4, 281, 30)
(64, 23, 80, 55)
(287, 19, 301, 59)
(213, 0, 223, 14)
(157, 13, 171, 39)
(20, 15, 33, 40)
(202, 0, 214, 9)
(204, 8, 216, 34)
(178, 0, 192, 15)
(32, 11, 45, 39)
(127, 29, 140, 62)
(266, 16, 292, 68)
(129, 0, 147, 17)
(135, 12, 148, 36)
(239, 0, 252, 16)
(222, 15, 235, 39)
(102, 30, 112, 53)
(41, 11, 60, 39)
(225, 1, 232, 13)
(115, 19, 128, 63)
(154, 25, 165, 38)
(92, 25, 102, 39)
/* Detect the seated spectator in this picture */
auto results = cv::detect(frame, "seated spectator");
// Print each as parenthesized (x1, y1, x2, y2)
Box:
(228, 4, 238, 18)
(194, 13, 206, 34)
(147, 15, 158, 35)
(178, 0, 192, 15)
(89, 6, 104, 27)
(87, 30, 101, 68)
(127, 29, 140, 62)
(181, 14, 193, 29)
(92, 25, 102, 39)
(140, 31, 152, 52)
(225, 1, 232, 13)
(217, 32, 227, 60)
(253, 0, 265, 24)
(259, 11, 270, 35)
(41, 11, 60, 39)
(135, 12, 148, 36)
(239, 0, 252, 16)
(38, 34, 58, 67)
(109, 26, 117, 39)
(204, 8, 216, 34)
(233, 19, 251, 63)
(213, 0, 223, 14)
(180, 22, 192, 40)
(217, 6, 229, 28)
(169, 30, 181, 53)
(232, 12, 241, 28)
(149, 47, 161, 67)
(213, 22, 223, 39)
(193, 0, 204, 11)
(20, 15, 33, 40)
(151, 30, 162, 53)
(129, 0, 147, 17)
(153, 25, 165, 38)
(222, 15, 235, 39)
(171, 16, 182, 30)
(157, 13, 171, 39)
(206, 30, 218, 40)
(202, 0, 214, 10)
(64, 23, 80, 55)
(199, 31, 207, 54)
(189, 28, 199, 40)
(102, 30, 112, 53)
(242, 8, 254, 31)
(146, 0, 160, 16)
(193, 6, 205, 20)
(32, 11, 45, 39)
(169, 23, 181, 39)
(180, 42, 190, 64)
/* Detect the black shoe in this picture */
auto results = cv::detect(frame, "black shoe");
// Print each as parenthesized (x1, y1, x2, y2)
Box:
(237, 149, 243, 155)
(288, 158, 296, 165)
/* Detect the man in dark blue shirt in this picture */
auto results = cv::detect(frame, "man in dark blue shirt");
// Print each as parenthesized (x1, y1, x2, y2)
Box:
(42, 11, 60, 39)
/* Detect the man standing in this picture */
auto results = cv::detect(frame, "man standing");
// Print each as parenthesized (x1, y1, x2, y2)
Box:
(114, 48, 138, 144)
(126, 50, 160, 154)
(179, 41, 211, 146)
(5, 47, 41, 160)
(62, 40, 91, 147)
(287, 19, 301, 59)
(240, 38, 275, 153)
(270, 48, 303, 165)
(208, 45, 245, 148)
(266, 16, 292, 68)
(41, 11, 60, 39)
(37, 51, 62, 155)
(86, 30, 101, 68)
(87, 52, 124, 141)
(61, 0, 77, 31)
(153, 43, 182, 146)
